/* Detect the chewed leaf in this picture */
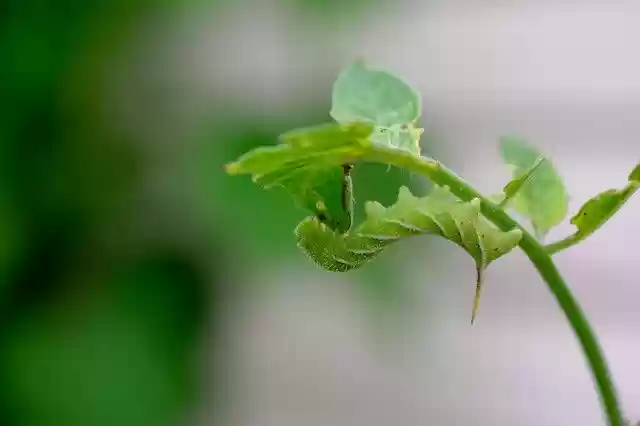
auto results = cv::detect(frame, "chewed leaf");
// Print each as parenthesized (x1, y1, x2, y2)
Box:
(330, 59, 421, 127)
(569, 168, 639, 240)
(499, 136, 569, 240)
(371, 124, 423, 156)
(295, 185, 523, 323)
(571, 190, 630, 232)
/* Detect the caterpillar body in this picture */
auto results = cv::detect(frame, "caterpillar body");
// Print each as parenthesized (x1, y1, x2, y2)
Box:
(296, 185, 522, 323)
(296, 185, 522, 273)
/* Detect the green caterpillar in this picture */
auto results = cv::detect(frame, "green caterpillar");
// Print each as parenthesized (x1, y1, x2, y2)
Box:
(296, 185, 522, 271)
(295, 185, 523, 323)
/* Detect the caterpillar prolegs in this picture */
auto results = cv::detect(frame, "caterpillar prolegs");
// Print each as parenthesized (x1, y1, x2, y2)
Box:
(295, 185, 523, 322)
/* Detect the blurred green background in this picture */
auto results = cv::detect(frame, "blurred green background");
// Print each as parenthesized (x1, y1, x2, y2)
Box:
(0, 1, 434, 425)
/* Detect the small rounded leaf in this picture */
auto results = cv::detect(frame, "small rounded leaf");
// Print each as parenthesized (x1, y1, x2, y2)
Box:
(330, 60, 421, 127)
(499, 137, 569, 240)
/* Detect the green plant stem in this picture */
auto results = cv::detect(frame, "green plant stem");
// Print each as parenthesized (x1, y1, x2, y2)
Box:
(544, 234, 582, 255)
(365, 147, 625, 426)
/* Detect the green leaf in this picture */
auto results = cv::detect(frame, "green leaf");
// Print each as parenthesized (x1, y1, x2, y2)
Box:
(295, 185, 523, 323)
(544, 162, 640, 254)
(499, 156, 545, 207)
(225, 122, 373, 178)
(226, 122, 373, 232)
(330, 59, 421, 127)
(499, 136, 569, 240)
(224, 119, 429, 232)
(569, 170, 639, 240)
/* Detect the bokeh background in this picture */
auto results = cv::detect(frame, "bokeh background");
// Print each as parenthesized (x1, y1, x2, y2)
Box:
(1, 1, 639, 425)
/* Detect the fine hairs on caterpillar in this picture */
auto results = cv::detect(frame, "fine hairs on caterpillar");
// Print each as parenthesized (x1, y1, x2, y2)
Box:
(296, 185, 522, 272)
(295, 184, 523, 323)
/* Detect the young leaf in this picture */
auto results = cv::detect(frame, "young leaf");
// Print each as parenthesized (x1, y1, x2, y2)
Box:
(545, 162, 640, 254)
(499, 156, 545, 208)
(570, 166, 639, 239)
(330, 59, 421, 127)
(295, 185, 523, 324)
(570, 186, 636, 236)
(499, 136, 569, 240)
